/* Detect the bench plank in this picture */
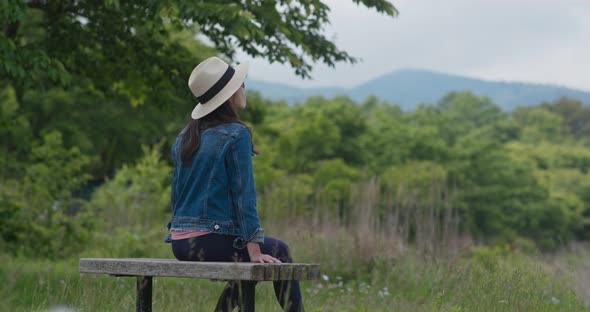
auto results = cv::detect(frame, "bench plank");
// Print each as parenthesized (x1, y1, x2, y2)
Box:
(79, 258, 320, 281)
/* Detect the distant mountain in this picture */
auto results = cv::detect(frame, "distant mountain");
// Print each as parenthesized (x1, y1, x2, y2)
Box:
(246, 69, 590, 111)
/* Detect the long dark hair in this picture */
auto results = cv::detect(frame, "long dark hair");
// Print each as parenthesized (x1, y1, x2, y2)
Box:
(179, 101, 257, 166)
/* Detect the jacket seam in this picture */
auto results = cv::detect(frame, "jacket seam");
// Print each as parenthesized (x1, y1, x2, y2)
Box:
(231, 133, 249, 241)
(170, 138, 182, 215)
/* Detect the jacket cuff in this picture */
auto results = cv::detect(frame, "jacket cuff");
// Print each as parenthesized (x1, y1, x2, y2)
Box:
(232, 228, 265, 249)
(248, 228, 265, 244)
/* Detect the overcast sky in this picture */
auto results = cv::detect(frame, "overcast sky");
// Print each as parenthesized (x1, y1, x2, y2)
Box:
(236, 0, 590, 91)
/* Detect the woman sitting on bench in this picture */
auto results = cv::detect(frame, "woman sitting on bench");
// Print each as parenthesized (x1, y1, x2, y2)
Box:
(165, 56, 304, 312)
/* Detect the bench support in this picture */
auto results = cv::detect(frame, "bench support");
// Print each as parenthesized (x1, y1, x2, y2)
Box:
(136, 276, 153, 312)
(239, 281, 256, 312)
(214, 281, 256, 312)
(135, 276, 256, 312)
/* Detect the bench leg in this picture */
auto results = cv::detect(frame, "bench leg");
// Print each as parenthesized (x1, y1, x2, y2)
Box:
(215, 281, 256, 312)
(136, 276, 153, 312)
(239, 281, 256, 312)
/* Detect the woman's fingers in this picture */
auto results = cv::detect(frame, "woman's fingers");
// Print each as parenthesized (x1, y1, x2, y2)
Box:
(266, 255, 281, 263)
(261, 255, 281, 263)
(251, 254, 282, 263)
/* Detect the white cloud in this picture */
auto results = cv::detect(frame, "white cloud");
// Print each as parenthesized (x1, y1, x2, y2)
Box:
(236, 0, 590, 91)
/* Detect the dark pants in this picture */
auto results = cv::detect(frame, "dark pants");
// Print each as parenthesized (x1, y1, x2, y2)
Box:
(171, 234, 303, 312)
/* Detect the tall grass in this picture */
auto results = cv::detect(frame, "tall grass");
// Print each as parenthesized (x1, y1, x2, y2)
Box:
(2, 177, 589, 310)
(262, 177, 467, 276)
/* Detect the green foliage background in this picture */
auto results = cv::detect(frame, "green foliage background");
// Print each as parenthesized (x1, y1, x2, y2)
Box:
(2, 76, 590, 257)
(1, 0, 589, 258)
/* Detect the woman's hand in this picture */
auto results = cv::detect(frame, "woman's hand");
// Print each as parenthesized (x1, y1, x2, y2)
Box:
(250, 253, 282, 263)
(247, 242, 282, 263)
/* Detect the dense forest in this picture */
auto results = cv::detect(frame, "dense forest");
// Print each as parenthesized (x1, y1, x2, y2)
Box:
(2, 80, 590, 258)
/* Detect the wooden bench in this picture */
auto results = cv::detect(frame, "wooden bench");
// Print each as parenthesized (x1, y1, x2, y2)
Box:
(79, 258, 320, 312)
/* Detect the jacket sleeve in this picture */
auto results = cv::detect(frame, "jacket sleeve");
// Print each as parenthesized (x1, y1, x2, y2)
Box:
(227, 127, 264, 248)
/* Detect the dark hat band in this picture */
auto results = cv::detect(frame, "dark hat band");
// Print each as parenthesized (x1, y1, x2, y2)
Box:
(197, 66, 235, 104)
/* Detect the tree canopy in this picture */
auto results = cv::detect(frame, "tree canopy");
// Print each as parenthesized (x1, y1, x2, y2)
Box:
(1, 0, 397, 104)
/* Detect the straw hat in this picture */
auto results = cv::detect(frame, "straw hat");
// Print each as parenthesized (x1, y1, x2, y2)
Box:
(188, 57, 249, 119)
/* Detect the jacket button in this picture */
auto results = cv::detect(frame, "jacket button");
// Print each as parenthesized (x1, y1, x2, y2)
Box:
(214, 224, 220, 230)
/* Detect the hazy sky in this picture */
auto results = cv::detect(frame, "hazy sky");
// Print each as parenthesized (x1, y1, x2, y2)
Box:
(236, 0, 590, 91)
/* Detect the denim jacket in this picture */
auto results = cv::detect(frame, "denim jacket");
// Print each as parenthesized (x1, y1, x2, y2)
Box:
(164, 122, 264, 249)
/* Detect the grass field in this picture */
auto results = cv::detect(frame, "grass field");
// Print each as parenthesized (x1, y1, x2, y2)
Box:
(2, 236, 589, 311)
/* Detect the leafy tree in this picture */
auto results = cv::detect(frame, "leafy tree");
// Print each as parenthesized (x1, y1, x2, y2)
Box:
(506, 142, 590, 240)
(1, 0, 398, 102)
(435, 92, 505, 146)
(314, 96, 367, 165)
(448, 135, 546, 243)
(313, 158, 361, 219)
(22, 86, 189, 176)
(275, 97, 343, 172)
(542, 97, 590, 140)
(1, 0, 398, 179)
(361, 104, 414, 169)
(512, 107, 564, 143)
(506, 142, 590, 172)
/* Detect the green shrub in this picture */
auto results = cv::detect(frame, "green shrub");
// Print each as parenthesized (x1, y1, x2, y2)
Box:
(0, 131, 93, 258)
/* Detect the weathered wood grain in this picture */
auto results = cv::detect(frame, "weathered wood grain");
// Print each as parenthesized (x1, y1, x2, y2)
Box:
(79, 258, 320, 281)
(279, 265, 294, 280)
